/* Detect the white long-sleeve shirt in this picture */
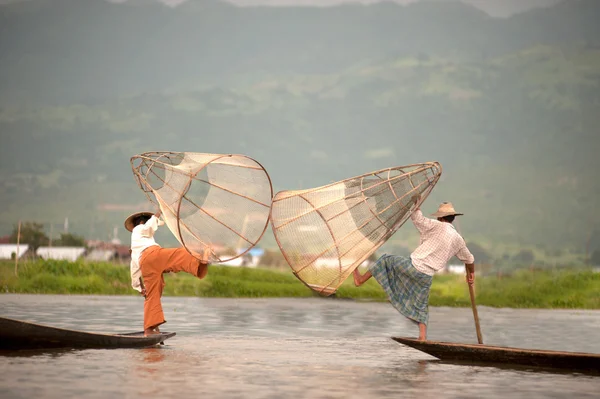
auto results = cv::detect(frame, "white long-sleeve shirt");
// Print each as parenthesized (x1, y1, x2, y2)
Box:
(409, 210, 475, 276)
(130, 215, 164, 292)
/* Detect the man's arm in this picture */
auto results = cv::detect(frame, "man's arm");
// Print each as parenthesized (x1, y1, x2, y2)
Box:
(410, 209, 436, 233)
(465, 263, 475, 284)
(457, 244, 476, 284)
(456, 244, 475, 265)
(140, 209, 165, 237)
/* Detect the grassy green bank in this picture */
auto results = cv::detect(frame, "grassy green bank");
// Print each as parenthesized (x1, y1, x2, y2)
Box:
(1, 260, 598, 309)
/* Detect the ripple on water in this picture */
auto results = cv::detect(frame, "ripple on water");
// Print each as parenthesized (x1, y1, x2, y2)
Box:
(1, 295, 599, 399)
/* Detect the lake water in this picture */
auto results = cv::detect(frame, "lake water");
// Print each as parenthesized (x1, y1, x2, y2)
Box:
(1, 294, 599, 398)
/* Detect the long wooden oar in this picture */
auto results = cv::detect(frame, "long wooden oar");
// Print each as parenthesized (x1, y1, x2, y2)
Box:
(456, 218, 483, 345)
(468, 280, 484, 344)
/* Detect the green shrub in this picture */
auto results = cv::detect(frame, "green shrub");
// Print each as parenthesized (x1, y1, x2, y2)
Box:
(1, 260, 598, 309)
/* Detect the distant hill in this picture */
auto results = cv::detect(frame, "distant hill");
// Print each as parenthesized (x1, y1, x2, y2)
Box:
(1, 0, 599, 104)
(0, 0, 598, 259)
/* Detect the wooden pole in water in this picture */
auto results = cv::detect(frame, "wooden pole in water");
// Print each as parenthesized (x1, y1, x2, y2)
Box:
(468, 280, 483, 344)
(15, 220, 21, 277)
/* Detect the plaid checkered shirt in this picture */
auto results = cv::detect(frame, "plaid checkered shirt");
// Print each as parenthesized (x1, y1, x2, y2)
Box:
(409, 210, 475, 276)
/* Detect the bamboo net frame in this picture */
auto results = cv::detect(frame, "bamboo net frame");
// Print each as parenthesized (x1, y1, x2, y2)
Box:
(131, 152, 273, 263)
(269, 162, 442, 296)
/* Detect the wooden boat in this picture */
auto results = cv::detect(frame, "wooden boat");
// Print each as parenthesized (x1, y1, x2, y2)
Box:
(392, 337, 600, 372)
(0, 316, 175, 350)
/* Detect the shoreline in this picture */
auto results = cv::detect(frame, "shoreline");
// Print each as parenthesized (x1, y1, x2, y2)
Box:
(2, 292, 600, 314)
(1, 260, 598, 309)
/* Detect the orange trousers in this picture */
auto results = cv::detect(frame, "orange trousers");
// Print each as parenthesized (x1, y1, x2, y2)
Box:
(140, 246, 201, 330)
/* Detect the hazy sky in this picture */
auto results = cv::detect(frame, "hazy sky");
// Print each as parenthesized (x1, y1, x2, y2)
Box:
(227, 0, 564, 17)
(1, 0, 566, 18)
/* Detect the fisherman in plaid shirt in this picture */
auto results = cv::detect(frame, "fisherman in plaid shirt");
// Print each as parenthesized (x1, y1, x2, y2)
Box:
(353, 196, 475, 341)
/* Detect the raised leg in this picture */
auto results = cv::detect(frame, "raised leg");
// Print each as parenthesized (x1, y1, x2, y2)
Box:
(146, 246, 209, 279)
(353, 268, 372, 287)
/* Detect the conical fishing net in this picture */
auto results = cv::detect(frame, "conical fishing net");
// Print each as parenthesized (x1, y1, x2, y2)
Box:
(131, 152, 273, 263)
(270, 162, 442, 295)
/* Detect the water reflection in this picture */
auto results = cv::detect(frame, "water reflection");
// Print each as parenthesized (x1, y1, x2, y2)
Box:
(1, 295, 599, 399)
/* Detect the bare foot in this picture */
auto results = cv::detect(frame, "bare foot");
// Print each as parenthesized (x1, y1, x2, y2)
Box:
(196, 248, 210, 278)
(144, 328, 161, 337)
(197, 261, 208, 278)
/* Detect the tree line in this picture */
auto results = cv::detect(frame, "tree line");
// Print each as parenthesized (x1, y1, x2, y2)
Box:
(9, 222, 86, 251)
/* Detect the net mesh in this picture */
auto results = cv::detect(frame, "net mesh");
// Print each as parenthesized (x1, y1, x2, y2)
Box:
(270, 162, 442, 296)
(131, 152, 273, 263)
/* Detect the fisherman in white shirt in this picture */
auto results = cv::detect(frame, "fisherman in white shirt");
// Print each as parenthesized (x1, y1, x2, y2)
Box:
(353, 196, 475, 341)
(125, 209, 210, 336)
(129, 210, 163, 295)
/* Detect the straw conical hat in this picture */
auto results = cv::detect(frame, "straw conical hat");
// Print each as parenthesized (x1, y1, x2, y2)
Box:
(430, 202, 463, 218)
(124, 211, 154, 232)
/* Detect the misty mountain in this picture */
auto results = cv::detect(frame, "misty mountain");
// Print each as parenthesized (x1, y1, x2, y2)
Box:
(1, 0, 599, 104)
(0, 0, 599, 258)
